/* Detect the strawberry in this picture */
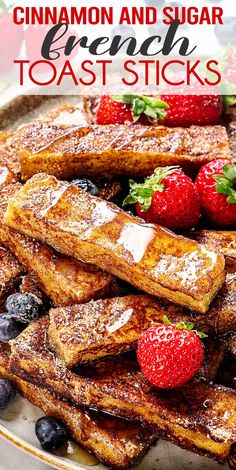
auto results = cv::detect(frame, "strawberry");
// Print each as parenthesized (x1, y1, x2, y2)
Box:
(137, 316, 206, 389)
(195, 159, 236, 227)
(96, 95, 168, 125)
(160, 94, 222, 127)
(0, 2, 23, 73)
(123, 166, 201, 230)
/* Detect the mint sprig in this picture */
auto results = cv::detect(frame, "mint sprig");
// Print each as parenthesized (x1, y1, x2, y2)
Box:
(213, 163, 236, 204)
(162, 315, 208, 339)
(112, 94, 168, 123)
(123, 166, 179, 211)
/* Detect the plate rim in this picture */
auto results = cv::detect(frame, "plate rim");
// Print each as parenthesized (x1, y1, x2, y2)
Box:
(0, 422, 89, 470)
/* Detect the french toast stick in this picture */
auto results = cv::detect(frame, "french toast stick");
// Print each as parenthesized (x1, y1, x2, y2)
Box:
(224, 332, 236, 358)
(185, 230, 236, 269)
(198, 337, 225, 382)
(18, 122, 230, 180)
(0, 245, 23, 304)
(0, 184, 118, 306)
(4, 174, 225, 313)
(193, 272, 236, 334)
(0, 131, 17, 186)
(0, 104, 88, 182)
(19, 274, 49, 305)
(48, 295, 227, 367)
(0, 133, 22, 179)
(217, 354, 236, 390)
(10, 317, 236, 465)
(0, 345, 156, 470)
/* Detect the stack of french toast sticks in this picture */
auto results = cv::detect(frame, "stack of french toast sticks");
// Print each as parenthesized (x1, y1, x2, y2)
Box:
(0, 96, 235, 470)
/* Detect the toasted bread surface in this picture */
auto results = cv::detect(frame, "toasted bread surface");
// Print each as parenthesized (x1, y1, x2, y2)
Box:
(0, 184, 117, 306)
(48, 295, 181, 366)
(83, 96, 100, 123)
(0, 245, 23, 304)
(0, 345, 156, 470)
(4, 174, 225, 313)
(19, 274, 48, 304)
(225, 333, 236, 358)
(17, 123, 230, 180)
(49, 295, 229, 367)
(198, 337, 225, 382)
(0, 131, 17, 186)
(0, 134, 22, 178)
(186, 230, 236, 268)
(10, 317, 236, 464)
(194, 272, 236, 333)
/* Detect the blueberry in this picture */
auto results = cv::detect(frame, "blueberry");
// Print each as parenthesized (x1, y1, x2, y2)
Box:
(71, 179, 99, 197)
(35, 417, 67, 451)
(0, 316, 22, 343)
(0, 378, 16, 409)
(5, 293, 42, 324)
(111, 25, 136, 40)
(215, 17, 236, 46)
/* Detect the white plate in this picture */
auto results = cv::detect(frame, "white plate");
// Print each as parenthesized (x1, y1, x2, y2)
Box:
(0, 391, 230, 470)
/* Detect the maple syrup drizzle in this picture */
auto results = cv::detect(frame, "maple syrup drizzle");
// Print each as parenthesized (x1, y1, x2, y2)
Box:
(56, 440, 98, 466)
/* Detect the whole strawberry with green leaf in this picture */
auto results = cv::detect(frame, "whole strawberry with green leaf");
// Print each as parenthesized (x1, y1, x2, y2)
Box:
(137, 316, 206, 389)
(96, 94, 168, 125)
(123, 166, 201, 230)
(195, 159, 236, 227)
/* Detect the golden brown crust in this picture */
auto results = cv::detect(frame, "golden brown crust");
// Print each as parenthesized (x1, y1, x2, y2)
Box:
(16, 122, 230, 180)
(217, 355, 236, 390)
(19, 274, 47, 303)
(224, 332, 236, 358)
(0, 184, 118, 307)
(48, 295, 173, 366)
(4, 173, 225, 313)
(0, 244, 23, 304)
(48, 295, 229, 367)
(198, 337, 225, 382)
(0, 104, 88, 182)
(185, 230, 236, 268)
(194, 272, 236, 334)
(0, 345, 156, 470)
(83, 95, 100, 123)
(0, 131, 18, 186)
(97, 178, 123, 202)
(0, 132, 22, 179)
(10, 317, 236, 465)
